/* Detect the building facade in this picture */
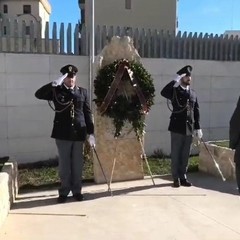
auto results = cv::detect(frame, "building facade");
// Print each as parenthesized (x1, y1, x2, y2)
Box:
(79, 0, 177, 33)
(0, 0, 51, 37)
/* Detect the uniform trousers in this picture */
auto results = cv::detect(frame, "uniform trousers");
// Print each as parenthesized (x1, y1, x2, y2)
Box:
(55, 139, 84, 196)
(170, 132, 192, 180)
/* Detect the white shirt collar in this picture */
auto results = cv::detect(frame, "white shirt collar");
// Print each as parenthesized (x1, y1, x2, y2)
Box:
(180, 85, 189, 91)
(63, 84, 75, 90)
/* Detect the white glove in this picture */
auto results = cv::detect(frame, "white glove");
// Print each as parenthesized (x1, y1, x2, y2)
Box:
(173, 73, 186, 88)
(195, 129, 203, 139)
(52, 73, 68, 87)
(88, 134, 96, 147)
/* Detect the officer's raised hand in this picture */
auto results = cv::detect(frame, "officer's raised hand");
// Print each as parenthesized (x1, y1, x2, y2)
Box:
(173, 73, 186, 88)
(52, 73, 68, 87)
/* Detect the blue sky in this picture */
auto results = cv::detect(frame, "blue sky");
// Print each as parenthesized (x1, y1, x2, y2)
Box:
(48, 0, 240, 35)
(178, 0, 240, 34)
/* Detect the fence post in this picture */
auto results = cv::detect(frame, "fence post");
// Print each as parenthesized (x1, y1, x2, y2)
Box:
(52, 22, 58, 54)
(44, 22, 50, 54)
(36, 21, 42, 53)
(0, 19, 2, 52)
(224, 34, 229, 61)
(219, 34, 224, 61)
(233, 36, 239, 61)
(176, 31, 182, 59)
(159, 30, 164, 58)
(198, 33, 203, 60)
(146, 29, 152, 58)
(67, 23, 72, 54)
(108, 26, 114, 42)
(182, 31, 187, 59)
(213, 34, 219, 60)
(29, 21, 35, 53)
(60, 23, 65, 54)
(193, 32, 198, 60)
(6, 19, 11, 52)
(229, 35, 234, 61)
(21, 20, 26, 52)
(13, 19, 19, 53)
(74, 23, 80, 55)
(80, 24, 87, 56)
(101, 25, 107, 54)
(95, 25, 101, 55)
(203, 33, 208, 60)
(165, 30, 171, 58)
(139, 28, 146, 57)
(187, 32, 193, 59)
(133, 28, 140, 54)
(209, 34, 214, 60)
(152, 29, 158, 58)
(115, 26, 121, 36)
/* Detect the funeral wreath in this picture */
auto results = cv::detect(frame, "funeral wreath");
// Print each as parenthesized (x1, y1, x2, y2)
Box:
(94, 59, 155, 138)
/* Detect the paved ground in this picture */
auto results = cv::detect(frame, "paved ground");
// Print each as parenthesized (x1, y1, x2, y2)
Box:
(0, 172, 240, 240)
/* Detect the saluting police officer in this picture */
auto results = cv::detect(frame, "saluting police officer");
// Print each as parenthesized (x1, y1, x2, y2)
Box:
(229, 97, 240, 195)
(35, 64, 95, 203)
(161, 65, 203, 187)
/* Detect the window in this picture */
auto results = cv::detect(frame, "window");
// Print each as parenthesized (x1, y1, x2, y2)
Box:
(125, 0, 131, 9)
(3, 5, 8, 14)
(23, 5, 31, 14)
(25, 26, 30, 35)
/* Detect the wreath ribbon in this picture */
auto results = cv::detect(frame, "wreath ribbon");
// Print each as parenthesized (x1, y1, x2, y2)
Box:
(99, 61, 148, 115)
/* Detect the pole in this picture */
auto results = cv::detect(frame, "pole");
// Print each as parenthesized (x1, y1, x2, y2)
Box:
(92, 146, 112, 194)
(139, 138, 155, 185)
(201, 138, 226, 182)
(89, 0, 95, 107)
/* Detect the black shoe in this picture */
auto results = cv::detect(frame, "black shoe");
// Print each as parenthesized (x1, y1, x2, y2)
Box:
(57, 195, 68, 203)
(173, 179, 180, 188)
(180, 179, 192, 187)
(73, 193, 84, 201)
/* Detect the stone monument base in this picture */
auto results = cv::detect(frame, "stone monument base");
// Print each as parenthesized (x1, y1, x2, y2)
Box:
(93, 112, 144, 184)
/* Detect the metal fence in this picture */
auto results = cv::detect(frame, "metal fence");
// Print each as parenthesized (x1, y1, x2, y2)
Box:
(1, 18, 240, 61)
(0, 19, 80, 54)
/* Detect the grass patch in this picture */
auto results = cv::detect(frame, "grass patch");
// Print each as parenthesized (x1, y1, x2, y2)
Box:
(143, 156, 199, 175)
(18, 159, 94, 191)
(18, 156, 199, 191)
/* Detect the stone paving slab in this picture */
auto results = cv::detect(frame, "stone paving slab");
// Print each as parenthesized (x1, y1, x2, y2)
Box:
(0, 173, 240, 240)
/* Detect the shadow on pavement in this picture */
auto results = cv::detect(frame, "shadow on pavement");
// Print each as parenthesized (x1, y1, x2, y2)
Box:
(12, 182, 172, 209)
(183, 172, 238, 196)
(12, 172, 239, 210)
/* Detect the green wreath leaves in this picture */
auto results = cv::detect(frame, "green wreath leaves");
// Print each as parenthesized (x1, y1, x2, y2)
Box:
(94, 59, 155, 138)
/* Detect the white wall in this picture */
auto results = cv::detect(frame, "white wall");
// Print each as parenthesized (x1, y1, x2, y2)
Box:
(0, 53, 239, 163)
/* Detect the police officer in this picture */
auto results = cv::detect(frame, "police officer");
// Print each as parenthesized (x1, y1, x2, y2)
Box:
(229, 97, 240, 195)
(35, 64, 95, 203)
(161, 65, 202, 187)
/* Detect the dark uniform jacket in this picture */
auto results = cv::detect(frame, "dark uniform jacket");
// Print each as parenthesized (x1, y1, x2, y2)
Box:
(161, 80, 200, 135)
(229, 97, 240, 163)
(35, 83, 94, 141)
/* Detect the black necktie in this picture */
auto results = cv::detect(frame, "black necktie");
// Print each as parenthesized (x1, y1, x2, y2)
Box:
(69, 88, 74, 95)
